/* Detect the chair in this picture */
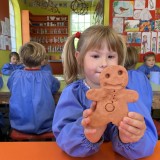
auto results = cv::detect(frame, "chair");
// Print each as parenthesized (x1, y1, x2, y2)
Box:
(153, 119, 160, 140)
(9, 129, 55, 141)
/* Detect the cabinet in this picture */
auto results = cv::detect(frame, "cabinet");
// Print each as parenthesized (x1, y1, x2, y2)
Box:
(29, 14, 68, 54)
(49, 60, 63, 75)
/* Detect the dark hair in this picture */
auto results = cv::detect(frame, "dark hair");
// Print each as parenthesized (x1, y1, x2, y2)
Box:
(9, 52, 20, 61)
(143, 52, 155, 62)
(124, 46, 138, 70)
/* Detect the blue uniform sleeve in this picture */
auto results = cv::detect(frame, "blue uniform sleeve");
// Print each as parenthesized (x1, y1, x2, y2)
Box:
(110, 100, 157, 159)
(127, 70, 152, 113)
(137, 65, 149, 76)
(52, 80, 157, 159)
(41, 64, 53, 73)
(53, 83, 103, 157)
(1, 63, 14, 75)
(0, 76, 3, 89)
(16, 64, 25, 70)
(50, 75, 60, 94)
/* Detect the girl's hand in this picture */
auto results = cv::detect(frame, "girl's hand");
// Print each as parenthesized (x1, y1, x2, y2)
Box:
(118, 112, 146, 143)
(81, 102, 107, 143)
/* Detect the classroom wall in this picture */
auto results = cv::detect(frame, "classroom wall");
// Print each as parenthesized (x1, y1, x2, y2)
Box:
(0, 0, 10, 70)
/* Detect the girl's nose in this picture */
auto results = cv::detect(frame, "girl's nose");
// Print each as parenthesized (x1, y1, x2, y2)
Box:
(100, 59, 108, 68)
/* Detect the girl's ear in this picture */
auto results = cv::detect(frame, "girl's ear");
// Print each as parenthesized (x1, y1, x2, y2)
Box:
(75, 51, 80, 64)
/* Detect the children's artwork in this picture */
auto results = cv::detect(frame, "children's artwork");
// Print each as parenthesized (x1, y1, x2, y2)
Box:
(134, 46, 141, 54)
(124, 20, 139, 32)
(134, 0, 145, 9)
(151, 32, 157, 53)
(112, 18, 123, 33)
(139, 20, 154, 31)
(133, 10, 142, 19)
(141, 32, 151, 53)
(148, 0, 156, 10)
(157, 32, 160, 54)
(155, 20, 160, 31)
(155, 8, 160, 19)
(113, 1, 134, 17)
(127, 32, 141, 43)
(139, 8, 152, 20)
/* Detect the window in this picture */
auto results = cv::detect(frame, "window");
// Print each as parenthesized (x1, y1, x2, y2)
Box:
(71, 13, 92, 46)
(9, 0, 16, 51)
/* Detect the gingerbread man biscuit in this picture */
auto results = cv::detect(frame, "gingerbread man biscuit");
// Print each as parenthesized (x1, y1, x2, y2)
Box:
(86, 65, 139, 127)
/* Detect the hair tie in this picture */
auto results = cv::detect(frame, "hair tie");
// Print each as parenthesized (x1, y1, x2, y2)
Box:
(75, 32, 81, 39)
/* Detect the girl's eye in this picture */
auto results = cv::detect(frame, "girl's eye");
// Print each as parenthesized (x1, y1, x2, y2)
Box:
(92, 55, 99, 58)
(108, 55, 114, 59)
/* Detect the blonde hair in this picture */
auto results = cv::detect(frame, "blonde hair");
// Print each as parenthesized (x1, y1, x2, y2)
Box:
(62, 25, 127, 84)
(125, 46, 139, 70)
(19, 41, 46, 67)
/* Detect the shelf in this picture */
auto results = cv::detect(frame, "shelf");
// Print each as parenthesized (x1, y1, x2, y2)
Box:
(29, 13, 69, 53)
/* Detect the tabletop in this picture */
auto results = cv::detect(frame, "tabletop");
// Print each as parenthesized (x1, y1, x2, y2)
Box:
(0, 141, 160, 160)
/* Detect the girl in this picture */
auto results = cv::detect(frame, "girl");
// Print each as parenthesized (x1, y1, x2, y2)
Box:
(7, 42, 60, 134)
(52, 25, 157, 159)
(137, 51, 160, 79)
(1, 52, 24, 76)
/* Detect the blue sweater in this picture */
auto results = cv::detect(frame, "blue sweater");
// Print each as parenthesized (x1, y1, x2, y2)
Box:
(41, 64, 53, 73)
(1, 63, 25, 75)
(52, 72, 157, 159)
(137, 64, 160, 77)
(7, 69, 60, 134)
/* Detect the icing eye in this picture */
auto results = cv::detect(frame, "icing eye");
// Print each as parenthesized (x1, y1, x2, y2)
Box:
(118, 70, 123, 75)
(105, 73, 110, 78)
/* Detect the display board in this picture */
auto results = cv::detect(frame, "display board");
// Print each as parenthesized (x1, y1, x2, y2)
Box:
(0, 0, 10, 51)
(109, 0, 160, 62)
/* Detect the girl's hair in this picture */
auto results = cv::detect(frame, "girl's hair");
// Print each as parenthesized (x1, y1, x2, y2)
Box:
(143, 51, 156, 62)
(19, 41, 46, 67)
(125, 46, 138, 70)
(9, 52, 20, 61)
(62, 25, 127, 84)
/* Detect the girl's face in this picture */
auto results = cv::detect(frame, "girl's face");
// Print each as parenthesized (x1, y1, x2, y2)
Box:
(145, 56, 155, 68)
(10, 55, 18, 64)
(82, 44, 118, 88)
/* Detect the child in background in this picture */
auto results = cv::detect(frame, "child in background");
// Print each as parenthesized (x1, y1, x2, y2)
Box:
(1, 52, 24, 76)
(7, 42, 60, 134)
(52, 25, 157, 159)
(41, 54, 53, 73)
(137, 51, 160, 79)
(125, 46, 153, 113)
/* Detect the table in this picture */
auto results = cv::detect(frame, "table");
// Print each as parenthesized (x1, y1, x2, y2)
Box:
(151, 82, 160, 109)
(0, 75, 65, 105)
(1, 75, 160, 109)
(0, 141, 159, 160)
